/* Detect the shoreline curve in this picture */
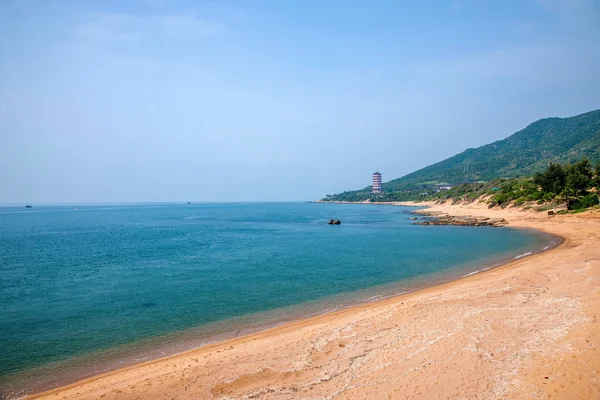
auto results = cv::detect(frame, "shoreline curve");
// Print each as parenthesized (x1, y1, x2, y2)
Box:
(24, 203, 600, 399)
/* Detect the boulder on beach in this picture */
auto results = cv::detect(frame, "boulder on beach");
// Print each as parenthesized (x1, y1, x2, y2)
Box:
(413, 214, 507, 227)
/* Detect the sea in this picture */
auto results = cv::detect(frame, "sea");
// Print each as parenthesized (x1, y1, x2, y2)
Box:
(0, 202, 559, 398)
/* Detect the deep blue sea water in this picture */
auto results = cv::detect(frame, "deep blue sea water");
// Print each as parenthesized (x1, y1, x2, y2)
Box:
(0, 202, 558, 398)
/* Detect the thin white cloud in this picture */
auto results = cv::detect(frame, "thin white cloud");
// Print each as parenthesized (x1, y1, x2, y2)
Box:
(412, 0, 600, 85)
(535, 0, 600, 31)
(73, 14, 143, 42)
(413, 38, 600, 90)
(518, 21, 538, 33)
(73, 11, 227, 43)
(413, 44, 547, 80)
(155, 14, 226, 38)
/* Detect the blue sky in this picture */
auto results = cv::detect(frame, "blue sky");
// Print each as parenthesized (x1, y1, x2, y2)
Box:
(1, 0, 599, 202)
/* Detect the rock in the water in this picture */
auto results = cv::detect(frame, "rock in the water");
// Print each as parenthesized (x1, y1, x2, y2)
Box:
(413, 213, 506, 227)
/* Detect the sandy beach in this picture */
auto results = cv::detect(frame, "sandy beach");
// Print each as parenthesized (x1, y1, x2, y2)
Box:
(30, 203, 600, 399)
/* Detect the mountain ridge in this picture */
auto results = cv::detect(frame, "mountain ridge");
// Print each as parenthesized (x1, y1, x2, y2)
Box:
(325, 109, 600, 201)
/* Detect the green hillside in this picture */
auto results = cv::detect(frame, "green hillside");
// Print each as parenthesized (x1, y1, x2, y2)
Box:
(324, 109, 600, 201)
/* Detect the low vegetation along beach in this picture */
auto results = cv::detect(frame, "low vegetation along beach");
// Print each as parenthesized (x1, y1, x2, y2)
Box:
(29, 203, 600, 399)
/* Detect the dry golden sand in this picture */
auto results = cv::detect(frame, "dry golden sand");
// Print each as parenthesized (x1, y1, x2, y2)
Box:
(31, 203, 600, 400)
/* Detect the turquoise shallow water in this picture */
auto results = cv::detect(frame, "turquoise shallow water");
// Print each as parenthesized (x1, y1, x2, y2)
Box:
(0, 202, 558, 397)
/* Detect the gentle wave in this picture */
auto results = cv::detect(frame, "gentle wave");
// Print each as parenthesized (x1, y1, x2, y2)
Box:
(461, 267, 491, 278)
(514, 251, 533, 259)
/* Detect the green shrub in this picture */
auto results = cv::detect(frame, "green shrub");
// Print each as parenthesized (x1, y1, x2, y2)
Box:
(542, 192, 555, 202)
(569, 194, 600, 210)
(493, 193, 511, 205)
(525, 191, 543, 201)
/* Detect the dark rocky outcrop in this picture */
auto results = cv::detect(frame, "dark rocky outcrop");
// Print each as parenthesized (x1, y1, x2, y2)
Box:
(413, 211, 507, 227)
(328, 219, 341, 225)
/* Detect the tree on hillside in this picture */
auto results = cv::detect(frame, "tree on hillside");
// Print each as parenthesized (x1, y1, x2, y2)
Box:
(533, 162, 566, 195)
(564, 159, 594, 197)
(556, 159, 595, 209)
(573, 158, 594, 180)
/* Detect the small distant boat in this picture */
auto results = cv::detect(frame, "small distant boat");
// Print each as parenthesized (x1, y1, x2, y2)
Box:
(25, 205, 33, 208)
(186, 202, 192, 205)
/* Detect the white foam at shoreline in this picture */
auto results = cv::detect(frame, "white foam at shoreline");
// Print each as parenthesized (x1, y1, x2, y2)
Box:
(461, 266, 493, 278)
(514, 251, 533, 259)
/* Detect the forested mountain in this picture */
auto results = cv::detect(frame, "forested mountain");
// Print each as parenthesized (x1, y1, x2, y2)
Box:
(324, 109, 600, 201)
